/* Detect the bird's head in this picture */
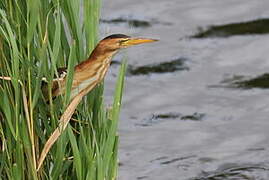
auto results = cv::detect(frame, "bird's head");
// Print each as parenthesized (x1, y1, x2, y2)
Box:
(98, 34, 158, 51)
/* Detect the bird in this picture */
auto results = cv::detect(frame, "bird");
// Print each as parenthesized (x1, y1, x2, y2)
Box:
(42, 34, 158, 101)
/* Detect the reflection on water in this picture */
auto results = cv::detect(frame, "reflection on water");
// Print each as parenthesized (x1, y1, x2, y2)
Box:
(127, 58, 189, 76)
(136, 112, 204, 126)
(137, 176, 148, 180)
(160, 155, 196, 165)
(181, 112, 205, 121)
(101, 17, 172, 28)
(135, 112, 181, 127)
(191, 163, 269, 180)
(192, 18, 269, 38)
(220, 74, 269, 89)
(101, 17, 151, 28)
(111, 58, 189, 76)
(153, 113, 181, 119)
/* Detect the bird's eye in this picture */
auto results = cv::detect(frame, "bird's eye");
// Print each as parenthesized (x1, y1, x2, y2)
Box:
(119, 39, 129, 44)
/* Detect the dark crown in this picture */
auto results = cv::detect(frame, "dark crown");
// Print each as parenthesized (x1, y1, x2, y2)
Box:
(103, 34, 130, 40)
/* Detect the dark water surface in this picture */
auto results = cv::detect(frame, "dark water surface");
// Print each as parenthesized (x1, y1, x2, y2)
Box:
(101, 0, 269, 179)
(192, 18, 269, 38)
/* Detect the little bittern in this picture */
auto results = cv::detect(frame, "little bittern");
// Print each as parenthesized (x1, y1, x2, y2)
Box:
(43, 34, 157, 100)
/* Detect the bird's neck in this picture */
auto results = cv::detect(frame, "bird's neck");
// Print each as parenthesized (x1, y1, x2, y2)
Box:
(77, 45, 118, 69)
(91, 46, 118, 63)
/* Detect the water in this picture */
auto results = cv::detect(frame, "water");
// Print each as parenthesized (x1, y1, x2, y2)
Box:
(101, 0, 269, 179)
(191, 18, 269, 38)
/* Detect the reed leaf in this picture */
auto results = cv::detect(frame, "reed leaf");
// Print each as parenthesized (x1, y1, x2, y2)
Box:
(0, 0, 125, 179)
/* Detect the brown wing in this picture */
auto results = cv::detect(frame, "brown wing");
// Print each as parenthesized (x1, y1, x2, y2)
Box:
(41, 67, 67, 101)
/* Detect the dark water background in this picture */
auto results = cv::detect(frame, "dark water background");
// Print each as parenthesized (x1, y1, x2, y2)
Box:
(100, 1, 269, 179)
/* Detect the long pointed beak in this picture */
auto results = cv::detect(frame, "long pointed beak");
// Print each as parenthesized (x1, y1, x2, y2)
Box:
(124, 37, 158, 46)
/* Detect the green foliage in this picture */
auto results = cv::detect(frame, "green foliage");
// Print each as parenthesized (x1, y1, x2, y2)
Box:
(0, 0, 125, 179)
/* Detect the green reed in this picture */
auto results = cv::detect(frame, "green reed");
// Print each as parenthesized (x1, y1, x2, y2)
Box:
(0, 0, 125, 179)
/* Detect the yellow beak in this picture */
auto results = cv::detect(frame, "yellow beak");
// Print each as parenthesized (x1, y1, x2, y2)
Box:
(124, 38, 158, 46)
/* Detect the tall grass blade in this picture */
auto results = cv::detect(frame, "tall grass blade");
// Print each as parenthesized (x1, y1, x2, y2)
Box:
(0, 0, 126, 179)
